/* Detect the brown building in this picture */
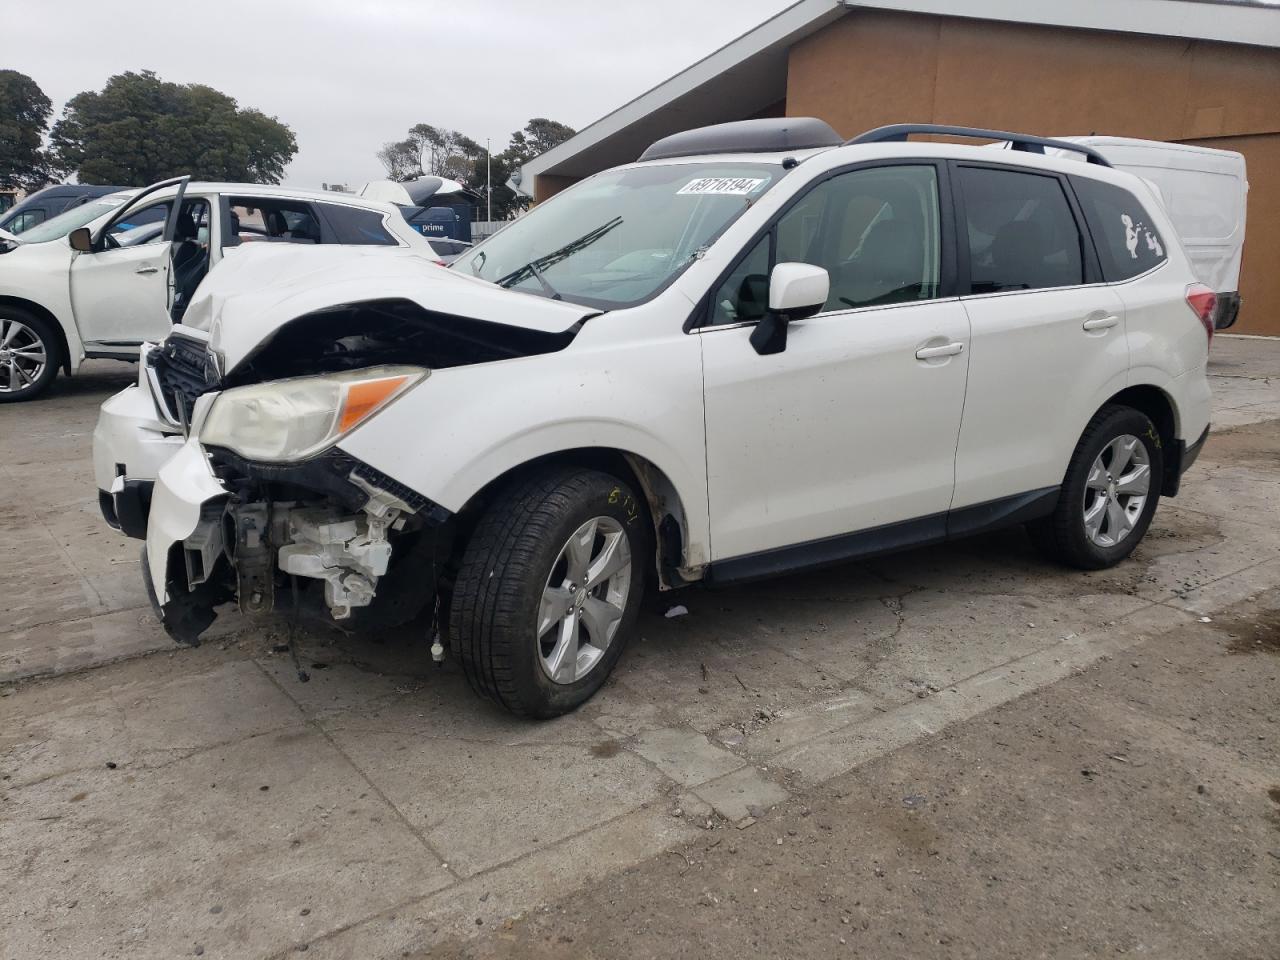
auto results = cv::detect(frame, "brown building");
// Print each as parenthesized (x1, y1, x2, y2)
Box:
(518, 0, 1280, 335)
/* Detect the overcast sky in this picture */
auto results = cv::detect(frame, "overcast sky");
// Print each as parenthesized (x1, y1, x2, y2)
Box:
(8, 0, 792, 189)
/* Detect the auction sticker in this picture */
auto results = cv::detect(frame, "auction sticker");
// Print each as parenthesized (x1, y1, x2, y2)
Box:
(677, 177, 768, 196)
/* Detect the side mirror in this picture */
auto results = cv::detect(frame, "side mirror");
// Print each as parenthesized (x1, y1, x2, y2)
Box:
(749, 262, 829, 356)
(68, 227, 92, 253)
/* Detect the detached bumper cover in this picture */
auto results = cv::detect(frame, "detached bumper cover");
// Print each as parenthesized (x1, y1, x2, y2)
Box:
(145, 438, 229, 615)
(99, 481, 153, 539)
(93, 384, 184, 539)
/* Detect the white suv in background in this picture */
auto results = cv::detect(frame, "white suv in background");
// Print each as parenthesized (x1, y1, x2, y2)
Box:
(109, 119, 1213, 718)
(0, 178, 429, 401)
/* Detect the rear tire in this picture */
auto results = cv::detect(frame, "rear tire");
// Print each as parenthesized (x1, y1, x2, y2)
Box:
(450, 467, 650, 718)
(0, 309, 61, 403)
(1029, 405, 1163, 570)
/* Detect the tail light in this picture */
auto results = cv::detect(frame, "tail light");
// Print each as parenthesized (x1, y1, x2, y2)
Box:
(1185, 284, 1217, 344)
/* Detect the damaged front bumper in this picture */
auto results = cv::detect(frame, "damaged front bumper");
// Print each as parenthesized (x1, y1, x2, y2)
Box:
(144, 437, 451, 646)
(94, 383, 185, 539)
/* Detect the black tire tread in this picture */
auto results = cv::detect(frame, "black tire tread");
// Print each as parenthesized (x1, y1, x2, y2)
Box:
(1029, 404, 1162, 570)
(450, 467, 625, 716)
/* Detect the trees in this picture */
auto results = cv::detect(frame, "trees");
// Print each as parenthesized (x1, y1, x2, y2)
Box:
(373, 117, 576, 221)
(0, 70, 54, 191)
(375, 117, 576, 220)
(506, 117, 576, 167)
(377, 125, 485, 182)
(407, 124, 483, 179)
(376, 139, 420, 180)
(49, 71, 297, 186)
(485, 118, 576, 219)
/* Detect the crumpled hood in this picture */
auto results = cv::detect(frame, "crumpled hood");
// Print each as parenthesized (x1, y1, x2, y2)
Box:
(189, 243, 598, 373)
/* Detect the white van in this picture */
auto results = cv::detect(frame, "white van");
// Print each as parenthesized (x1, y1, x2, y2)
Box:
(1056, 137, 1247, 329)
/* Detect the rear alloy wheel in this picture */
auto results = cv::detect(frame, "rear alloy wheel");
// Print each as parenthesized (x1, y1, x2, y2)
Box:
(0, 312, 60, 402)
(1029, 405, 1163, 570)
(1082, 434, 1152, 548)
(451, 467, 650, 718)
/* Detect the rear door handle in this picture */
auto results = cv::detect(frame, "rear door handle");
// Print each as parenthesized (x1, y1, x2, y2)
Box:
(915, 342, 965, 360)
(135, 266, 160, 275)
(1082, 314, 1119, 331)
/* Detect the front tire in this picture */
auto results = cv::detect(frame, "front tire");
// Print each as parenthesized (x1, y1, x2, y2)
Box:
(1029, 405, 1163, 570)
(450, 467, 650, 718)
(0, 310, 61, 403)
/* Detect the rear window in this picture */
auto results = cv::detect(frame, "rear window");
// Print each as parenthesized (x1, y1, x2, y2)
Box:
(428, 239, 465, 256)
(1071, 176, 1167, 282)
(321, 204, 397, 246)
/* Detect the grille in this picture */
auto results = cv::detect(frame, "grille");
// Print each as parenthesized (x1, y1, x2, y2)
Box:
(149, 335, 219, 427)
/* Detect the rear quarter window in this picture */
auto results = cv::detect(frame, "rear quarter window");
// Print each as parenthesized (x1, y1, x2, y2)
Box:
(320, 204, 398, 246)
(1071, 176, 1167, 282)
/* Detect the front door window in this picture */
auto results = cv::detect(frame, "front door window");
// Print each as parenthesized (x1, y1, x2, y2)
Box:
(775, 164, 942, 312)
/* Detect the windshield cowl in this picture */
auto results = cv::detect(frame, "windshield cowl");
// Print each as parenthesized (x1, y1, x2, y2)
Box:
(456, 160, 783, 310)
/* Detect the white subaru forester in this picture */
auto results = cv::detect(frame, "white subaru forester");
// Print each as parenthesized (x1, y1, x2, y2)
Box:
(112, 119, 1214, 718)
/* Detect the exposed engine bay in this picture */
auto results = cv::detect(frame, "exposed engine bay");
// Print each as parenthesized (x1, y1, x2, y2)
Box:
(161, 446, 455, 645)
(224, 297, 586, 386)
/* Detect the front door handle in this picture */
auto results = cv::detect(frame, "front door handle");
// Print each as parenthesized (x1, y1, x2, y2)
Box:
(1082, 314, 1119, 331)
(915, 341, 965, 360)
(136, 266, 160, 275)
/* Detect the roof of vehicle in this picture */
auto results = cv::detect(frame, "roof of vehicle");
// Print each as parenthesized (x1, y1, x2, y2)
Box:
(617, 122, 1136, 186)
(189, 183, 406, 205)
(18, 184, 125, 200)
(85, 182, 409, 212)
(1060, 135, 1247, 161)
(629, 119, 1117, 171)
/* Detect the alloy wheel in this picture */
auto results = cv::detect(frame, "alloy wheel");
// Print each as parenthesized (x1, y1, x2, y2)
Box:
(0, 318, 48, 394)
(537, 516, 632, 684)
(1082, 434, 1151, 548)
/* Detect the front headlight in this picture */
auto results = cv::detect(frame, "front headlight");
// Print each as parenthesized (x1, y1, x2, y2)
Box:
(199, 365, 426, 462)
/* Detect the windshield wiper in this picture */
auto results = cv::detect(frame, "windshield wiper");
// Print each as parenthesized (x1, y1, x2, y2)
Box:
(525, 260, 560, 300)
(496, 216, 624, 297)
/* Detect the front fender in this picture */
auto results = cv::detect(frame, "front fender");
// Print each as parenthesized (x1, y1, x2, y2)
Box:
(334, 332, 711, 566)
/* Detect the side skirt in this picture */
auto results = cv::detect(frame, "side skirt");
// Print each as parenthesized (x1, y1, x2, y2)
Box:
(704, 486, 1060, 585)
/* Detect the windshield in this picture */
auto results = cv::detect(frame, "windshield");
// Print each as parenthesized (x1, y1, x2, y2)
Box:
(455, 162, 783, 308)
(17, 194, 133, 244)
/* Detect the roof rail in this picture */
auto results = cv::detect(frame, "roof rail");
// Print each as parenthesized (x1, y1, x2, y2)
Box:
(847, 124, 1113, 167)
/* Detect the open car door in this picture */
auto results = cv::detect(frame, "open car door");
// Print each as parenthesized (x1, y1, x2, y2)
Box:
(69, 176, 189, 355)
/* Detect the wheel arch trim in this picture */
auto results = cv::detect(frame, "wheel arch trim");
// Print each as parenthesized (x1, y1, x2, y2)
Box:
(1096, 382, 1183, 496)
(444, 442, 706, 588)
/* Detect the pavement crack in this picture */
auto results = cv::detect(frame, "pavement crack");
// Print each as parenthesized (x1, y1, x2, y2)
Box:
(252, 657, 462, 881)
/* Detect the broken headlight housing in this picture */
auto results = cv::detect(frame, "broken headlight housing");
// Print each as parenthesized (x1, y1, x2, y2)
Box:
(199, 366, 426, 462)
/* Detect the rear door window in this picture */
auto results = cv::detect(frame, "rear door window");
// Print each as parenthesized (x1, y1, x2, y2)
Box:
(958, 166, 1084, 294)
(1071, 176, 1167, 282)
(226, 199, 323, 246)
